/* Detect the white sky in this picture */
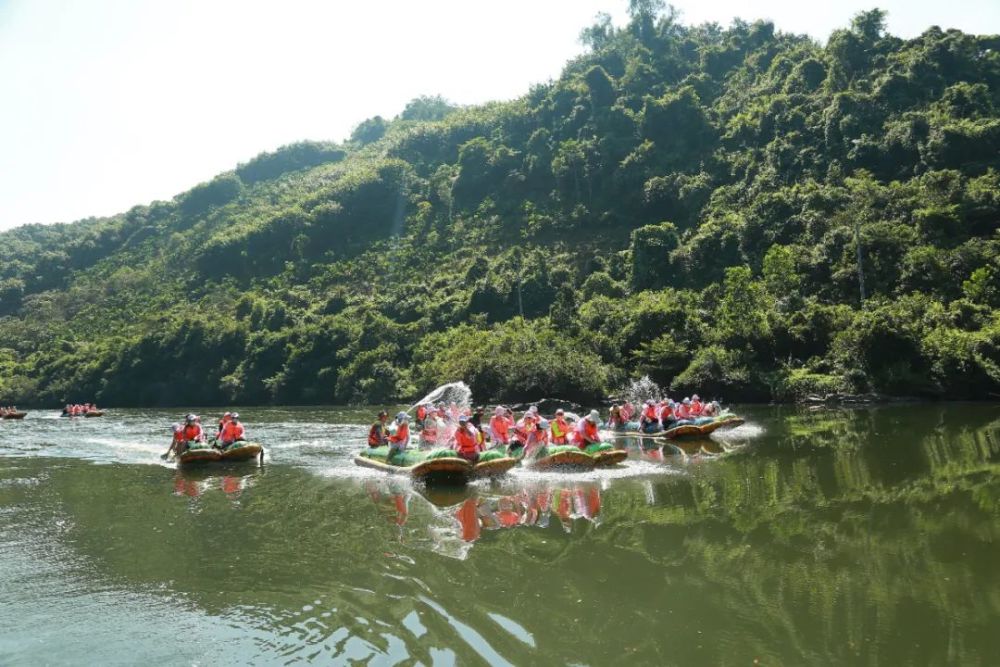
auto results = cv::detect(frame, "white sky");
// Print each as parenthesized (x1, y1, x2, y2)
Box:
(1, 0, 998, 231)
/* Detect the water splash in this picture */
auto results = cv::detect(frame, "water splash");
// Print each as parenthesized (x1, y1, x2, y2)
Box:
(408, 382, 472, 414)
(616, 376, 664, 405)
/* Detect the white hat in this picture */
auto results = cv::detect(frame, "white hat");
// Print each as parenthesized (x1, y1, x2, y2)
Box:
(588, 410, 600, 423)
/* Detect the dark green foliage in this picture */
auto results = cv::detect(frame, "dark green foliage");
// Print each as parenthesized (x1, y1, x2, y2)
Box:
(2, 10, 1000, 406)
(236, 142, 346, 184)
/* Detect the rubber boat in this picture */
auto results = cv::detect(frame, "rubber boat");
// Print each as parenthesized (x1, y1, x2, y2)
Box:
(177, 441, 264, 466)
(606, 414, 745, 440)
(354, 446, 517, 483)
(1, 411, 27, 420)
(83, 411, 105, 417)
(511, 442, 626, 471)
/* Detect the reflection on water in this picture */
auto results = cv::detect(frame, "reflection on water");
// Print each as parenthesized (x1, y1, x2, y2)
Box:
(1, 404, 999, 664)
(363, 478, 605, 559)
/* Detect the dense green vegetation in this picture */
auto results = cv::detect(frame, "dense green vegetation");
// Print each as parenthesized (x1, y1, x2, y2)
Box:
(2, 4, 999, 406)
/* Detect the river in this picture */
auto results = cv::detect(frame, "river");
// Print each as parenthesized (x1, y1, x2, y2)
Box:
(1, 404, 998, 665)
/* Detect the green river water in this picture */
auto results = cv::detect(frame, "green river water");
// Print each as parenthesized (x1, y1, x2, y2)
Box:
(1, 404, 999, 665)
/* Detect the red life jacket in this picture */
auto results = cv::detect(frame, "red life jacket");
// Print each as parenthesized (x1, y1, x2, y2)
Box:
(642, 405, 657, 420)
(183, 424, 202, 441)
(690, 400, 703, 415)
(389, 422, 409, 444)
(417, 406, 427, 421)
(490, 416, 510, 444)
(222, 421, 244, 443)
(572, 420, 599, 446)
(455, 426, 478, 455)
(368, 422, 386, 446)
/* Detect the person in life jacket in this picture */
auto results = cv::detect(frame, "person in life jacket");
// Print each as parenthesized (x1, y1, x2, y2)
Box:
(470, 406, 485, 430)
(607, 405, 627, 429)
(167, 423, 186, 456)
(513, 410, 536, 444)
(674, 399, 692, 423)
(453, 415, 481, 463)
(702, 400, 721, 417)
(689, 394, 704, 416)
(489, 407, 511, 445)
(216, 412, 233, 439)
(368, 410, 389, 447)
(182, 414, 204, 443)
(415, 403, 429, 428)
(639, 400, 660, 434)
(388, 412, 410, 459)
(421, 408, 439, 444)
(524, 418, 550, 458)
(658, 401, 675, 428)
(572, 410, 602, 449)
(550, 409, 571, 444)
(219, 413, 246, 447)
(621, 402, 635, 422)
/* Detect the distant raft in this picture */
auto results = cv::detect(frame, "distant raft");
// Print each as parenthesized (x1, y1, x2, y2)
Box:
(606, 414, 745, 440)
(177, 441, 264, 466)
(354, 446, 517, 484)
(1, 412, 27, 420)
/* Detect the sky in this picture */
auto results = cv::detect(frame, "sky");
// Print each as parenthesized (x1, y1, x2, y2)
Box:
(1, 0, 999, 231)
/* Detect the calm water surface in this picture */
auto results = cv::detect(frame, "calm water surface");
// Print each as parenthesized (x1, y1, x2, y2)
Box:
(1, 404, 999, 665)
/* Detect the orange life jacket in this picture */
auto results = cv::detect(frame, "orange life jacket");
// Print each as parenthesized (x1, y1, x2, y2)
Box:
(417, 406, 427, 421)
(183, 424, 202, 441)
(389, 422, 409, 445)
(573, 420, 599, 446)
(551, 417, 570, 444)
(222, 421, 244, 442)
(455, 426, 478, 455)
(690, 400, 703, 415)
(490, 415, 510, 444)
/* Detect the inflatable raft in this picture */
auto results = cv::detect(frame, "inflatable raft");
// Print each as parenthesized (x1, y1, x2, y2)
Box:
(354, 446, 517, 483)
(177, 441, 264, 466)
(510, 442, 626, 471)
(608, 414, 745, 440)
(1, 412, 27, 420)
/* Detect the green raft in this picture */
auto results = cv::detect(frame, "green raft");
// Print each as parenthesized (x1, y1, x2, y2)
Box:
(511, 442, 626, 471)
(177, 440, 264, 465)
(610, 414, 746, 440)
(354, 446, 517, 483)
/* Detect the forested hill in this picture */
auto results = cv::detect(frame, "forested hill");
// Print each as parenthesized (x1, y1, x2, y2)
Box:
(2, 6, 1000, 407)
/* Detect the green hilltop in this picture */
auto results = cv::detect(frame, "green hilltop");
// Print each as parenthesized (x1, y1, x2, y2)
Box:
(2, 5, 999, 407)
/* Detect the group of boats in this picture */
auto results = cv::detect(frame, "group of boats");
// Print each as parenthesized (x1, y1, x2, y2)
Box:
(354, 410, 744, 484)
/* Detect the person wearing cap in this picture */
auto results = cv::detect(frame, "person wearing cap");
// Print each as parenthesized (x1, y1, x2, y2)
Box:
(550, 409, 572, 444)
(220, 413, 246, 447)
(674, 399, 693, 423)
(689, 394, 704, 416)
(639, 400, 660, 434)
(368, 410, 390, 447)
(182, 413, 204, 443)
(572, 410, 603, 448)
(453, 415, 481, 462)
(525, 418, 550, 457)
(166, 423, 186, 457)
(388, 412, 410, 460)
(489, 407, 511, 445)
